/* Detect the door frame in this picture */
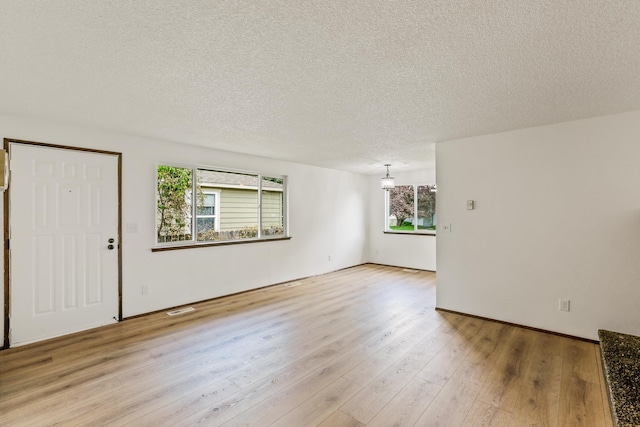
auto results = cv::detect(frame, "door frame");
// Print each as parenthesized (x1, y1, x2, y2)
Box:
(3, 138, 123, 349)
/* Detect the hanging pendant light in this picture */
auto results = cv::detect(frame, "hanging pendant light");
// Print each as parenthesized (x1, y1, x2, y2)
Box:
(381, 164, 395, 190)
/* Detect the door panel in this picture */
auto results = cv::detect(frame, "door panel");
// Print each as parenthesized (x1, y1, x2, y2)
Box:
(9, 143, 120, 346)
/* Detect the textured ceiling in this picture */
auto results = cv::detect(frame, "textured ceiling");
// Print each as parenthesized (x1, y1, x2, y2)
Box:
(1, 1, 639, 174)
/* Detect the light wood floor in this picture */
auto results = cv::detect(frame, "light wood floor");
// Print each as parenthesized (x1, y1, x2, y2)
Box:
(0, 264, 612, 426)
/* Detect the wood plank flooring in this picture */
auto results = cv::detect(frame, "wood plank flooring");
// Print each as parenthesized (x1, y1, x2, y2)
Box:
(0, 264, 613, 426)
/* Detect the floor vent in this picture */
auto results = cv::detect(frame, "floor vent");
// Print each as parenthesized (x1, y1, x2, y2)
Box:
(284, 281, 303, 288)
(167, 307, 195, 316)
(403, 269, 419, 273)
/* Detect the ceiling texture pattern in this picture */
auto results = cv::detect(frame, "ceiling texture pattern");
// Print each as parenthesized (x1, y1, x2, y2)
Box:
(1, 1, 639, 174)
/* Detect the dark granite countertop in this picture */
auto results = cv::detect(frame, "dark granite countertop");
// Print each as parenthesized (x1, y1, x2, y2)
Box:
(598, 329, 640, 427)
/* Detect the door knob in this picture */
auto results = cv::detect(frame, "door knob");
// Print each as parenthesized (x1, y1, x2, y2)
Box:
(108, 244, 114, 250)
(108, 238, 115, 243)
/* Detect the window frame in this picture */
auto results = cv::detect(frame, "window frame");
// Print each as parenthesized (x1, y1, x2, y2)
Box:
(154, 163, 289, 250)
(384, 184, 436, 236)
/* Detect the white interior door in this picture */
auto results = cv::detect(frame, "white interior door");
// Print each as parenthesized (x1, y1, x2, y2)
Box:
(9, 143, 120, 346)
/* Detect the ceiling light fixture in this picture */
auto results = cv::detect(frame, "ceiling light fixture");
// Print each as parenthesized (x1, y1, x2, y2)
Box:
(381, 164, 395, 190)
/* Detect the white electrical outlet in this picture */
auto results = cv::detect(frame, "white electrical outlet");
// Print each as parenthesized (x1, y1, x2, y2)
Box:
(559, 299, 570, 312)
(441, 223, 451, 233)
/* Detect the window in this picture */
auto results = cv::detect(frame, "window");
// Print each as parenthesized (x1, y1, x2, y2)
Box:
(157, 165, 193, 242)
(261, 176, 285, 237)
(386, 184, 436, 234)
(156, 165, 287, 245)
(196, 191, 220, 234)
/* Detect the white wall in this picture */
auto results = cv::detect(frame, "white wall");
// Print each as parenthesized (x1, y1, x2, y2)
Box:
(0, 114, 369, 339)
(436, 110, 640, 340)
(368, 169, 437, 271)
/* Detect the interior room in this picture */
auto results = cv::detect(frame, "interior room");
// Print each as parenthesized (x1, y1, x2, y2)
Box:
(1, 1, 639, 426)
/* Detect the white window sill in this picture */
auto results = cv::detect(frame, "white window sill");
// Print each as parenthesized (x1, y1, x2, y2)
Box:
(152, 236, 291, 252)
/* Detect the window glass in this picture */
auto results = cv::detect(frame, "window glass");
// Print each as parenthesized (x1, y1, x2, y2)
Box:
(156, 166, 193, 243)
(386, 184, 436, 234)
(261, 176, 284, 237)
(198, 193, 216, 216)
(388, 185, 414, 231)
(196, 192, 218, 239)
(197, 169, 258, 242)
(417, 186, 436, 231)
(156, 165, 287, 245)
